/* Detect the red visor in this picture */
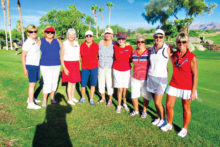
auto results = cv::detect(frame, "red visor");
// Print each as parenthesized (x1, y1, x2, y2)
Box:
(45, 27, 55, 32)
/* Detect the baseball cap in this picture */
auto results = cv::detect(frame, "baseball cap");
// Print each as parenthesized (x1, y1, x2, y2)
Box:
(154, 29, 165, 36)
(45, 27, 55, 32)
(104, 28, 113, 34)
(85, 30, 93, 36)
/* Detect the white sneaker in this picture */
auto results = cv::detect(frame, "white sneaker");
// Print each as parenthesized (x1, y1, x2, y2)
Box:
(72, 98, 79, 103)
(116, 106, 122, 113)
(67, 100, 76, 106)
(178, 128, 188, 138)
(130, 110, 139, 116)
(152, 118, 160, 125)
(157, 119, 165, 127)
(123, 104, 129, 111)
(161, 123, 172, 132)
(27, 98, 41, 103)
(27, 102, 41, 109)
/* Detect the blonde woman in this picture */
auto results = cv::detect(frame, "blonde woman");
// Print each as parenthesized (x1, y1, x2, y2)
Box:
(161, 32, 198, 138)
(38, 26, 63, 107)
(21, 24, 41, 109)
(60, 28, 81, 105)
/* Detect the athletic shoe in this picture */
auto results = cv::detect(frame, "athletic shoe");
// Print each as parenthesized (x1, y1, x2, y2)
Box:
(27, 102, 41, 109)
(78, 97, 85, 104)
(41, 101, 47, 107)
(116, 106, 122, 113)
(130, 110, 139, 116)
(152, 118, 160, 125)
(178, 128, 188, 138)
(72, 98, 79, 103)
(90, 99, 95, 106)
(27, 98, 41, 103)
(157, 119, 165, 127)
(106, 101, 112, 107)
(161, 123, 173, 132)
(67, 100, 76, 106)
(51, 99, 57, 104)
(98, 99, 106, 103)
(123, 104, 129, 111)
(141, 112, 147, 119)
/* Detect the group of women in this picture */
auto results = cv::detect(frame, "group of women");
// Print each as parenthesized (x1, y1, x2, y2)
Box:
(21, 25, 198, 138)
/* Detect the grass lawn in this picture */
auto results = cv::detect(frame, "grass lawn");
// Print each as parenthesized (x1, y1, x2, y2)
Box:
(0, 48, 220, 146)
(204, 34, 220, 45)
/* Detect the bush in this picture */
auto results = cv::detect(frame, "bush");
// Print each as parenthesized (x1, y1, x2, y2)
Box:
(189, 30, 199, 37)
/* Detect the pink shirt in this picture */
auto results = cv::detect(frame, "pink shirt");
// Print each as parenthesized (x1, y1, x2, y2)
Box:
(132, 49, 150, 80)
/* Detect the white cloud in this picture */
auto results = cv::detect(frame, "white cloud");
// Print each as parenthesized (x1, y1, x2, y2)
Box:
(11, 15, 41, 23)
(128, 0, 135, 4)
(124, 22, 156, 29)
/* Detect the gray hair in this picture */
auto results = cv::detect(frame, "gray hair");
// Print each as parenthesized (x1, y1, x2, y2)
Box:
(66, 28, 76, 39)
(136, 35, 145, 42)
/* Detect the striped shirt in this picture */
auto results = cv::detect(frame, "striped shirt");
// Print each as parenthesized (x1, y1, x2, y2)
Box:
(132, 49, 150, 80)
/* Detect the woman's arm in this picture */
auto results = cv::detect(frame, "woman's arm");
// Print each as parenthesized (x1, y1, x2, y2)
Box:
(59, 40, 69, 75)
(21, 50, 28, 77)
(191, 56, 198, 100)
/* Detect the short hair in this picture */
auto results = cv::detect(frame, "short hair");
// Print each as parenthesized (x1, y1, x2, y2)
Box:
(136, 35, 145, 42)
(42, 26, 56, 39)
(66, 28, 76, 39)
(27, 24, 38, 32)
(176, 32, 188, 43)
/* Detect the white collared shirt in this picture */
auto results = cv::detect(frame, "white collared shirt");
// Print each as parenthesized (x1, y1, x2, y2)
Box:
(63, 40, 80, 61)
(22, 37, 41, 66)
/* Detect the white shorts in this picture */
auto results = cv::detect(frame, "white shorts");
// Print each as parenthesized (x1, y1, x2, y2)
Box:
(166, 86, 198, 100)
(40, 65, 60, 94)
(131, 77, 153, 100)
(113, 69, 130, 88)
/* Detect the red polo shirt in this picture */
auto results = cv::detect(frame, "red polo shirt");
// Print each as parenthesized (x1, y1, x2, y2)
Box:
(113, 44, 133, 71)
(80, 40, 99, 69)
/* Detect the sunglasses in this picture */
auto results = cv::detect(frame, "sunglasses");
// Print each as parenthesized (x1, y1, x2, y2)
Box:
(118, 38, 126, 41)
(177, 41, 187, 44)
(137, 41, 145, 44)
(86, 35, 93, 38)
(154, 36, 163, 39)
(28, 31, 37, 34)
(45, 31, 55, 34)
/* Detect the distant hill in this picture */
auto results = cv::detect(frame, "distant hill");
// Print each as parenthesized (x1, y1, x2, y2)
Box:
(190, 22, 220, 30)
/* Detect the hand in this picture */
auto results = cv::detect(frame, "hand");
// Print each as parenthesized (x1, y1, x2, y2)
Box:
(24, 69, 28, 78)
(64, 68, 69, 76)
(125, 42, 130, 46)
(190, 91, 197, 100)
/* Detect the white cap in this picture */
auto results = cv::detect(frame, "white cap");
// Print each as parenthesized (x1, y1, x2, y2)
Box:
(104, 27, 113, 34)
(154, 29, 165, 36)
(85, 30, 93, 36)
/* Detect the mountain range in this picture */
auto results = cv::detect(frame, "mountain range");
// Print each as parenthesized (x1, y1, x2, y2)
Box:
(190, 22, 220, 30)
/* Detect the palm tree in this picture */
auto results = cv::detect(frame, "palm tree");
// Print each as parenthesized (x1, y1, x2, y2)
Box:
(99, 8, 104, 29)
(17, 0, 25, 44)
(106, 2, 113, 27)
(7, 0, 13, 50)
(91, 5, 99, 38)
(85, 16, 95, 30)
(1, 0, 8, 50)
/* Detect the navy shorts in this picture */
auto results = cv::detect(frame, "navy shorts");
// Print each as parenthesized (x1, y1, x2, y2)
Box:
(81, 68, 98, 87)
(26, 65, 40, 83)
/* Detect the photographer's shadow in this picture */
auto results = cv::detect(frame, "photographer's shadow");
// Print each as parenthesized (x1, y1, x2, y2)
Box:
(32, 93, 73, 147)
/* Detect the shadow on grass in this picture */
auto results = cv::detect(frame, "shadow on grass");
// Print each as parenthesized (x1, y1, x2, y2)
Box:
(34, 77, 43, 100)
(32, 93, 73, 147)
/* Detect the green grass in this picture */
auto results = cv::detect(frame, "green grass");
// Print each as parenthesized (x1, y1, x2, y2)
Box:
(205, 34, 220, 45)
(0, 49, 220, 146)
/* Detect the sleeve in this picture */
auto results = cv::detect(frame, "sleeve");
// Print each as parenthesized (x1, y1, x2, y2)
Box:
(80, 44, 83, 56)
(22, 41, 29, 52)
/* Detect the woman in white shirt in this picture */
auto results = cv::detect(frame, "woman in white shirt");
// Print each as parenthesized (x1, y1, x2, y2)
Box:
(60, 28, 81, 105)
(21, 24, 41, 109)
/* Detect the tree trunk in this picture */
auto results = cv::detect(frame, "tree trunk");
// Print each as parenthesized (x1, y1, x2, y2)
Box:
(1, 0, 8, 50)
(109, 8, 111, 27)
(100, 12, 104, 29)
(7, 0, 13, 50)
(93, 11, 98, 38)
(18, 0, 25, 44)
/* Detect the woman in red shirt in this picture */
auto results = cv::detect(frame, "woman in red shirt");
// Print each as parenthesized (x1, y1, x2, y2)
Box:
(161, 32, 198, 138)
(113, 32, 133, 113)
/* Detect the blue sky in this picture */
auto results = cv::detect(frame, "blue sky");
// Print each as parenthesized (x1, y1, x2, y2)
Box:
(0, 0, 220, 30)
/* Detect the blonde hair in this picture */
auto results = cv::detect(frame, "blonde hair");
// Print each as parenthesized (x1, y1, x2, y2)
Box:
(136, 35, 145, 42)
(42, 26, 56, 39)
(27, 24, 37, 32)
(176, 32, 188, 43)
